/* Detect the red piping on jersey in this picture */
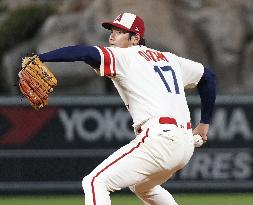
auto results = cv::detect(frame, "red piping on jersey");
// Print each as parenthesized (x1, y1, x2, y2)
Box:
(91, 128, 150, 205)
(107, 48, 116, 76)
(99, 46, 111, 76)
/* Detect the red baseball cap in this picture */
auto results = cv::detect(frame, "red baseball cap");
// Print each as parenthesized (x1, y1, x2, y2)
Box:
(102, 12, 145, 37)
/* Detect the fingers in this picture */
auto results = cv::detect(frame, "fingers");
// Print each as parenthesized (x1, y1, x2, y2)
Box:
(202, 135, 208, 141)
(192, 123, 209, 142)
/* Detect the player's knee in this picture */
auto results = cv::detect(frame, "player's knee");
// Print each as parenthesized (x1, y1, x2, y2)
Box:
(82, 174, 109, 193)
(82, 175, 93, 193)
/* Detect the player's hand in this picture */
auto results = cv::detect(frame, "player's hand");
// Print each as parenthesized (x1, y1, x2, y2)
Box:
(192, 123, 209, 142)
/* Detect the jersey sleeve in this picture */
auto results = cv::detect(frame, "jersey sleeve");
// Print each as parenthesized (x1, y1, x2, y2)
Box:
(178, 56, 204, 88)
(95, 46, 126, 77)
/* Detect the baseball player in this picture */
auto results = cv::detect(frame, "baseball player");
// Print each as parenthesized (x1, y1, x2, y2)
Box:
(37, 12, 216, 205)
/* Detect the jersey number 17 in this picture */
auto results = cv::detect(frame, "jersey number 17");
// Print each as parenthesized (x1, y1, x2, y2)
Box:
(154, 65, 180, 94)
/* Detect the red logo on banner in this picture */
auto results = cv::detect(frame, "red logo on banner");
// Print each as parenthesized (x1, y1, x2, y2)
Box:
(0, 107, 57, 145)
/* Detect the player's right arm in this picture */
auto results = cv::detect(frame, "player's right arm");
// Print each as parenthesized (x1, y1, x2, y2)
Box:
(193, 67, 216, 140)
(178, 56, 216, 141)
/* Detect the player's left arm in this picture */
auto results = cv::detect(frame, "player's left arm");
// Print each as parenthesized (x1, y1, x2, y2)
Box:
(38, 45, 124, 77)
(38, 45, 101, 69)
(193, 67, 216, 141)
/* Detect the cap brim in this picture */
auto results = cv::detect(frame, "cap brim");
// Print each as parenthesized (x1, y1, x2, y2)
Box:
(102, 22, 131, 32)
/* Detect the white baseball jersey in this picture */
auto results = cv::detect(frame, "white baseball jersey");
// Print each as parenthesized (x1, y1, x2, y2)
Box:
(95, 45, 204, 129)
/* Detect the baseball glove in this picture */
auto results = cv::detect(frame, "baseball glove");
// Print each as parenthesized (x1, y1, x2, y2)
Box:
(18, 55, 57, 109)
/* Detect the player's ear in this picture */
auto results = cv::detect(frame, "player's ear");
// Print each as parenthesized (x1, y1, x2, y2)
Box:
(132, 33, 141, 45)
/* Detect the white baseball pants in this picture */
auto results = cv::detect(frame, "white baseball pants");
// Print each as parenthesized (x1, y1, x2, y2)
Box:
(82, 120, 194, 205)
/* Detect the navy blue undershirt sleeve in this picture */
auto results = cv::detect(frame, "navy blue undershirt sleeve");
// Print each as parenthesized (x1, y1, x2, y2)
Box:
(197, 67, 216, 124)
(38, 45, 101, 68)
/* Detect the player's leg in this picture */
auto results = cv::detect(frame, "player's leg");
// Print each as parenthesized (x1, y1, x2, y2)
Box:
(130, 185, 178, 205)
(82, 128, 163, 205)
(129, 170, 177, 205)
(82, 125, 193, 205)
(129, 128, 194, 205)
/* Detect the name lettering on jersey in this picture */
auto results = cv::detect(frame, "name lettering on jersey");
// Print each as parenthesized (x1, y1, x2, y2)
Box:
(138, 50, 169, 62)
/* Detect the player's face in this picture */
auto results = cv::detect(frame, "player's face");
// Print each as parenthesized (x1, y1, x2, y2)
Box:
(109, 27, 138, 48)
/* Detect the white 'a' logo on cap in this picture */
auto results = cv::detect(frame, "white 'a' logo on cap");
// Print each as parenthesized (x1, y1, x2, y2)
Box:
(135, 27, 139, 32)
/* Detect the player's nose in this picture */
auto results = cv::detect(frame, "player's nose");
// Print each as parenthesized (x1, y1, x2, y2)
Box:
(109, 37, 114, 45)
(109, 33, 114, 40)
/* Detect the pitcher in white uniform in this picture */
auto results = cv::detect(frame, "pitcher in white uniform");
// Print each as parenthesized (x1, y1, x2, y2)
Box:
(38, 12, 216, 205)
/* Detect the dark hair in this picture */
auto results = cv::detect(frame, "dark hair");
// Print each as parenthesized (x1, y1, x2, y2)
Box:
(128, 32, 146, 46)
